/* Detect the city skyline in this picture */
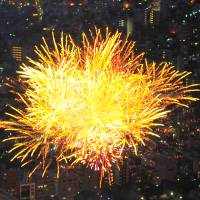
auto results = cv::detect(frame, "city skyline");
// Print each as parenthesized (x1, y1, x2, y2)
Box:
(0, 1, 200, 200)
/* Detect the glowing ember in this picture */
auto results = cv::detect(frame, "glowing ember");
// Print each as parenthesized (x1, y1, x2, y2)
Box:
(0, 29, 198, 185)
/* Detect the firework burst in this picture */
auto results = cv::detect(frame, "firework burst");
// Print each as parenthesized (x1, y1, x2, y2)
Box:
(0, 29, 198, 185)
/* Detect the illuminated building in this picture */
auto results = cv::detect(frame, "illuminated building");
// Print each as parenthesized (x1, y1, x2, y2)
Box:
(0, 0, 29, 7)
(42, 0, 65, 23)
(58, 168, 99, 199)
(0, 66, 3, 82)
(118, 18, 125, 28)
(33, 172, 57, 200)
(127, 16, 133, 34)
(0, 0, 199, 199)
(35, 0, 44, 22)
(11, 46, 22, 62)
(20, 183, 35, 200)
(132, 4, 149, 26)
(151, 0, 161, 11)
(149, 0, 160, 26)
(113, 160, 130, 186)
(117, 1, 134, 35)
(144, 8, 148, 25)
(26, 168, 99, 200)
(90, 0, 116, 10)
(149, 9, 160, 25)
(132, 0, 161, 27)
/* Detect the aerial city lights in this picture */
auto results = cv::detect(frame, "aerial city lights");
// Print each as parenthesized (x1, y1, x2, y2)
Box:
(0, 29, 198, 185)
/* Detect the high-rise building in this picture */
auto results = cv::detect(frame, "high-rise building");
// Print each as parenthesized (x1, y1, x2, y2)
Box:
(0, 0, 29, 7)
(127, 16, 134, 35)
(42, 0, 65, 24)
(34, 0, 44, 22)
(117, 1, 134, 35)
(26, 168, 100, 200)
(58, 167, 99, 200)
(93, 0, 111, 9)
(113, 159, 131, 186)
(148, 0, 161, 26)
(33, 172, 57, 200)
(20, 183, 35, 200)
(11, 46, 22, 62)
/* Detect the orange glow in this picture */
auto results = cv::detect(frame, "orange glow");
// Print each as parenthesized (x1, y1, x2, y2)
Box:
(69, 2, 75, 6)
(123, 2, 129, 9)
(64, 2, 75, 6)
(190, 0, 196, 4)
(32, 13, 38, 17)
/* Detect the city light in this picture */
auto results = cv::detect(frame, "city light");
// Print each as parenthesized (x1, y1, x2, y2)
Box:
(0, 29, 198, 185)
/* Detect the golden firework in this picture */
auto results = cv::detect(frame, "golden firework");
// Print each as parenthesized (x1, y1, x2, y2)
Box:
(0, 29, 198, 185)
